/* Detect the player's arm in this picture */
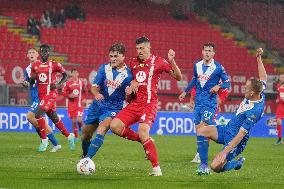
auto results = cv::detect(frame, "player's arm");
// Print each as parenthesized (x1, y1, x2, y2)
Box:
(256, 48, 267, 82)
(168, 49, 182, 81)
(91, 65, 105, 101)
(215, 128, 247, 163)
(211, 66, 231, 93)
(21, 70, 30, 88)
(179, 66, 197, 101)
(51, 72, 67, 90)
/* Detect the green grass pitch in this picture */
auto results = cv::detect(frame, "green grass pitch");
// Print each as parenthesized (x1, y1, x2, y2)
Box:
(0, 132, 284, 189)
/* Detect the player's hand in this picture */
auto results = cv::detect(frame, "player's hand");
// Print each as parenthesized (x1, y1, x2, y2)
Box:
(168, 49, 175, 63)
(94, 93, 104, 101)
(20, 78, 30, 88)
(210, 85, 220, 93)
(179, 92, 186, 101)
(215, 151, 227, 164)
(130, 80, 139, 94)
(125, 86, 132, 95)
(187, 100, 195, 110)
(256, 48, 263, 58)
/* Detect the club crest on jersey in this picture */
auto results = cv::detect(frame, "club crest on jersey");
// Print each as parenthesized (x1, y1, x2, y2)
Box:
(73, 89, 79, 95)
(39, 73, 47, 82)
(136, 71, 146, 83)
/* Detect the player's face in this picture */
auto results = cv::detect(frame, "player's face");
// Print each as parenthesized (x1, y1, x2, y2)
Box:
(202, 46, 215, 62)
(40, 47, 50, 62)
(244, 80, 254, 99)
(136, 42, 151, 61)
(26, 49, 39, 63)
(71, 70, 79, 78)
(109, 51, 125, 69)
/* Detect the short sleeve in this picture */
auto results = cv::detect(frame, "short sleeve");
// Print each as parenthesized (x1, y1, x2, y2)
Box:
(241, 110, 261, 134)
(92, 65, 105, 87)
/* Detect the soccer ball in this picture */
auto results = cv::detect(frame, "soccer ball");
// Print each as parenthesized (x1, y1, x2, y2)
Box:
(76, 158, 96, 175)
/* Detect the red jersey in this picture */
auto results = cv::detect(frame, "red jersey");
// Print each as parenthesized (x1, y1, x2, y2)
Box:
(63, 79, 86, 108)
(277, 84, 284, 105)
(130, 55, 173, 104)
(31, 60, 65, 99)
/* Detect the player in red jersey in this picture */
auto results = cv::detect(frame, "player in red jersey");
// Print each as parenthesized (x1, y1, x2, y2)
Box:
(110, 37, 182, 176)
(188, 86, 229, 163)
(275, 74, 284, 145)
(29, 44, 75, 152)
(62, 68, 87, 140)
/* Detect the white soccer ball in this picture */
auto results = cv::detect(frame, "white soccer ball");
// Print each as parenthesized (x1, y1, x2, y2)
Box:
(76, 158, 96, 175)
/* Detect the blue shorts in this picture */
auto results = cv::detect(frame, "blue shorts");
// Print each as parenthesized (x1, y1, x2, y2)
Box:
(216, 125, 247, 161)
(194, 105, 217, 125)
(28, 100, 40, 113)
(84, 101, 120, 126)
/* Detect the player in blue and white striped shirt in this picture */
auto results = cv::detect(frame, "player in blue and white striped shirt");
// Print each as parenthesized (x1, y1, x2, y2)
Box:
(195, 48, 267, 175)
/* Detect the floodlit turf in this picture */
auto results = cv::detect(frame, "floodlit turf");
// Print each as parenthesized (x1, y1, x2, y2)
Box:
(0, 132, 284, 189)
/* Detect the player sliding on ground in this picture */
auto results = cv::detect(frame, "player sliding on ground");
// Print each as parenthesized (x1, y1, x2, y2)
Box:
(195, 48, 267, 175)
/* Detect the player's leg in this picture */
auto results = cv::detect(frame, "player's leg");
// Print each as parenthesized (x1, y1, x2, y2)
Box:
(34, 107, 49, 151)
(81, 124, 97, 157)
(275, 117, 283, 145)
(138, 123, 161, 176)
(77, 115, 83, 135)
(27, 111, 41, 137)
(195, 125, 218, 175)
(110, 106, 140, 142)
(46, 110, 75, 150)
(71, 117, 80, 140)
(211, 145, 246, 173)
(87, 117, 112, 159)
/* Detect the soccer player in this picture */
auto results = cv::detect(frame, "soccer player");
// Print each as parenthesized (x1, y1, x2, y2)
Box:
(21, 48, 61, 152)
(187, 86, 229, 163)
(110, 37, 182, 176)
(195, 48, 267, 175)
(62, 68, 87, 141)
(178, 42, 231, 163)
(29, 44, 75, 152)
(80, 43, 133, 161)
(275, 74, 284, 145)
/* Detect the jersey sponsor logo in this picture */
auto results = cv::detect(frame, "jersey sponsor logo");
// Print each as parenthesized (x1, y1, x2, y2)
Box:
(280, 92, 284, 98)
(136, 71, 146, 83)
(106, 79, 121, 89)
(73, 89, 79, 95)
(39, 73, 48, 82)
(198, 74, 210, 81)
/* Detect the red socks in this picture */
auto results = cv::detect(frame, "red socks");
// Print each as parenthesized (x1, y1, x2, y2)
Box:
(277, 124, 282, 139)
(120, 127, 141, 142)
(56, 120, 70, 137)
(37, 117, 47, 139)
(143, 138, 159, 168)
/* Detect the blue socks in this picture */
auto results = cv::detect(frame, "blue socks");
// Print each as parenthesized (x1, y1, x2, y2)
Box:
(47, 133, 59, 146)
(87, 134, 104, 159)
(82, 140, 91, 157)
(197, 136, 209, 165)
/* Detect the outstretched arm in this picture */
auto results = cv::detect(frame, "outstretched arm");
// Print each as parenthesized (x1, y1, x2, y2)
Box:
(168, 49, 182, 81)
(256, 48, 267, 82)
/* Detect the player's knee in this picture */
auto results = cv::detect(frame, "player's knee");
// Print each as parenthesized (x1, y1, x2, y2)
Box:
(96, 125, 109, 135)
(82, 129, 92, 141)
(26, 112, 34, 121)
(110, 119, 122, 133)
(138, 125, 150, 142)
(196, 127, 207, 137)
